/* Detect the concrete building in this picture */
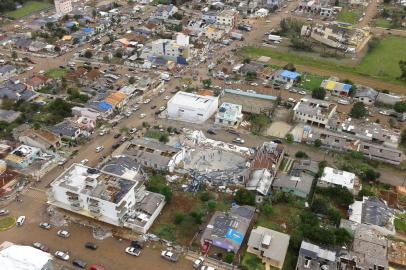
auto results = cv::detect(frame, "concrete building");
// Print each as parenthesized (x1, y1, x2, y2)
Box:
(221, 89, 277, 114)
(19, 129, 61, 151)
(167, 91, 219, 124)
(0, 241, 54, 270)
(152, 4, 178, 20)
(320, 79, 352, 96)
(202, 11, 217, 24)
(353, 86, 378, 105)
(151, 39, 190, 63)
(296, 241, 336, 270)
(293, 98, 337, 127)
(51, 120, 81, 140)
(120, 139, 187, 173)
(319, 166, 361, 195)
(48, 164, 165, 233)
(0, 65, 17, 82)
(215, 10, 238, 31)
(214, 102, 243, 127)
(0, 109, 21, 123)
(247, 226, 290, 269)
(5, 145, 41, 169)
(54, 0, 72, 16)
(348, 196, 395, 235)
(271, 70, 301, 84)
(201, 205, 255, 253)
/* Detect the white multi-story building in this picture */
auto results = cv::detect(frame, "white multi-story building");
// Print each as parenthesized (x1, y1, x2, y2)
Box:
(151, 38, 190, 61)
(54, 0, 72, 16)
(167, 91, 219, 124)
(215, 10, 238, 31)
(48, 164, 165, 233)
(293, 98, 337, 128)
(318, 166, 361, 195)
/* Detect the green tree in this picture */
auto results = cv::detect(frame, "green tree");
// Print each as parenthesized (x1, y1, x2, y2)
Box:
(161, 186, 173, 202)
(245, 71, 257, 81)
(224, 253, 235, 264)
(84, 50, 93, 58)
(129, 76, 135, 84)
(11, 50, 17, 59)
(207, 201, 217, 211)
(202, 79, 212, 89)
(200, 192, 210, 202)
(312, 87, 326, 100)
(260, 203, 274, 217)
(115, 49, 123, 58)
(243, 58, 251, 64)
(394, 101, 406, 113)
(234, 188, 255, 206)
(399, 60, 406, 81)
(314, 139, 322, 148)
(334, 228, 353, 247)
(286, 133, 294, 144)
(295, 151, 308, 158)
(159, 134, 169, 143)
(92, 9, 97, 18)
(284, 63, 296, 72)
(343, 79, 357, 96)
(174, 212, 185, 224)
(350, 102, 367, 118)
(250, 113, 270, 134)
(361, 168, 380, 181)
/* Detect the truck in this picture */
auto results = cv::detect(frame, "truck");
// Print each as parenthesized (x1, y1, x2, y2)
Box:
(268, 34, 282, 42)
(230, 32, 244, 41)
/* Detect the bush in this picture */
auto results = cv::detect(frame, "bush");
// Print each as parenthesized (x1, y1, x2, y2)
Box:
(84, 50, 92, 58)
(260, 203, 274, 217)
(174, 213, 185, 224)
(314, 139, 322, 148)
(312, 87, 326, 100)
(234, 188, 255, 206)
(350, 102, 368, 118)
(286, 133, 294, 144)
(200, 192, 210, 202)
(208, 201, 217, 211)
(295, 151, 308, 158)
(224, 253, 235, 264)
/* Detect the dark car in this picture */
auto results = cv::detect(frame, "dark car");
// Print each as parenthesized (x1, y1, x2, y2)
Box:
(72, 259, 87, 268)
(85, 242, 98, 250)
(113, 133, 121, 139)
(151, 105, 157, 109)
(207, 129, 217, 135)
(112, 143, 121, 150)
(226, 128, 240, 136)
(131, 240, 144, 249)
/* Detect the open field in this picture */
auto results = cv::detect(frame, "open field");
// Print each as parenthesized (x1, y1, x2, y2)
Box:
(299, 73, 327, 91)
(240, 36, 406, 87)
(5, 1, 51, 19)
(45, 68, 67, 79)
(337, 9, 361, 24)
(373, 18, 391, 28)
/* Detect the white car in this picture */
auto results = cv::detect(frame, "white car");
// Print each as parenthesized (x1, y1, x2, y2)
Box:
(143, 99, 151, 104)
(139, 113, 146, 118)
(379, 110, 390, 116)
(57, 230, 70, 238)
(39, 222, 51, 230)
(164, 96, 170, 100)
(159, 106, 166, 112)
(95, 146, 104, 153)
(16, 216, 26, 226)
(26, 66, 34, 71)
(201, 266, 216, 270)
(193, 257, 205, 268)
(129, 128, 137, 134)
(159, 88, 166, 94)
(125, 247, 141, 256)
(298, 90, 306, 95)
(338, 99, 350, 105)
(132, 105, 140, 112)
(250, 82, 258, 86)
(80, 159, 89, 165)
(54, 251, 69, 261)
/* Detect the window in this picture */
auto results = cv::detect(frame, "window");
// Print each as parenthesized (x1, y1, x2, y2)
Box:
(197, 113, 203, 116)
(363, 145, 369, 150)
(334, 139, 339, 143)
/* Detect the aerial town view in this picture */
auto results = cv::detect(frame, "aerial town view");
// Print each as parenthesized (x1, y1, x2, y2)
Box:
(0, 0, 406, 269)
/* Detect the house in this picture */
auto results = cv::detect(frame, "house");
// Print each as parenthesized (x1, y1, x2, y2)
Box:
(320, 79, 352, 96)
(71, 106, 100, 121)
(271, 70, 301, 84)
(296, 241, 336, 270)
(221, 89, 277, 114)
(318, 166, 361, 195)
(14, 37, 32, 50)
(0, 65, 17, 81)
(19, 128, 61, 151)
(151, 38, 190, 64)
(48, 163, 166, 234)
(28, 41, 47, 52)
(55, 0, 73, 16)
(348, 196, 395, 235)
(214, 102, 243, 127)
(152, 4, 178, 20)
(202, 11, 217, 24)
(5, 145, 41, 169)
(247, 226, 290, 269)
(201, 205, 255, 253)
(266, 0, 283, 8)
(0, 109, 21, 123)
(354, 86, 378, 105)
(104, 91, 128, 110)
(293, 98, 337, 128)
(215, 9, 238, 31)
(101, 156, 142, 182)
(205, 27, 224, 41)
(25, 75, 52, 91)
(51, 120, 81, 140)
(376, 92, 402, 106)
(120, 139, 187, 173)
(167, 91, 219, 124)
(0, 79, 38, 102)
(0, 241, 54, 270)
(338, 225, 389, 269)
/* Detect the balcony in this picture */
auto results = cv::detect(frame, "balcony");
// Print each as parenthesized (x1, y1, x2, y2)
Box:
(70, 202, 83, 211)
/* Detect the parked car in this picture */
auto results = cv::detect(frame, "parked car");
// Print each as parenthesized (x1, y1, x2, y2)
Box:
(226, 128, 240, 136)
(57, 230, 70, 238)
(89, 265, 105, 270)
(58, 159, 67, 166)
(16, 216, 25, 226)
(120, 136, 128, 143)
(129, 128, 137, 134)
(0, 209, 9, 216)
(143, 99, 151, 104)
(39, 222, 51, 230)
(80, 159, 89, 165)
(338, 99, 350, 105)
(113, 133, 121, 139)
(55, 251, 69, 261)
(95, 146, 104, 153)
(32, 242, 49, 252)
(193, 257, 205, 268)
(85, 242, 98, 250)
(161, 250, 179, 262)
(132, 105, 140, 112)
(298, 90, 306, 95)
(201, 266, 216, 270)
(72, 259, 87, 268)
(112, 143, 121, 150)
(139, 113, 146, 118)
(131, 240, 144, 249)
(164, 95, 170, 100)
(125, 247, 141, 256)
(232, 138, 245, 144)
(151, 105, 157, 109)
(207, 129, 217, 135)
(159, 106, 166, 112)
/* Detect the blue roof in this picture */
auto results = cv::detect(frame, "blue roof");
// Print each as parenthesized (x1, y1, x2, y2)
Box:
(98, 101, 112, 111)
(281, 70, 301, 79)
(82, 27, 94, 33)
(225, 228, 244, 245)
(342, 84, 352, 92)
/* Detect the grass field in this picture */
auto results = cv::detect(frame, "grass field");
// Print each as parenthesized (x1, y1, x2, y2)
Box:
(45, 68, 67, 79)
(0, 216, 15, 231)
(5, 1, 51, 19)
(241, 252, 264, 270)
(337, 9, 361, 24)
(373, 18, 392, 28)
(299, 74, 327, 91)
(241, 36, 406, 85)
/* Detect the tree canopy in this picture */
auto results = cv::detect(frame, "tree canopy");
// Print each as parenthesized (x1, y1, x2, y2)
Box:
(234, 188, 255, 206)
(350, 102, 368, 118)
(312, 87, 326, 100)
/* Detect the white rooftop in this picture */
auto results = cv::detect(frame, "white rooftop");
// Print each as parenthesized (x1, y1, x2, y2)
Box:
(168, 91, 218, 110)
(0, 243, 52, 270)
(320, 166, 356, 190)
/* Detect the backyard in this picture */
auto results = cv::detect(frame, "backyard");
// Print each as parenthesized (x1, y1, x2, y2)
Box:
(240, 36, 406, 85)
(5, 1, 51, 19)
(45, 68, 68, 79)
(298, 73, 327, 91)
(337, 9, 361, 24)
